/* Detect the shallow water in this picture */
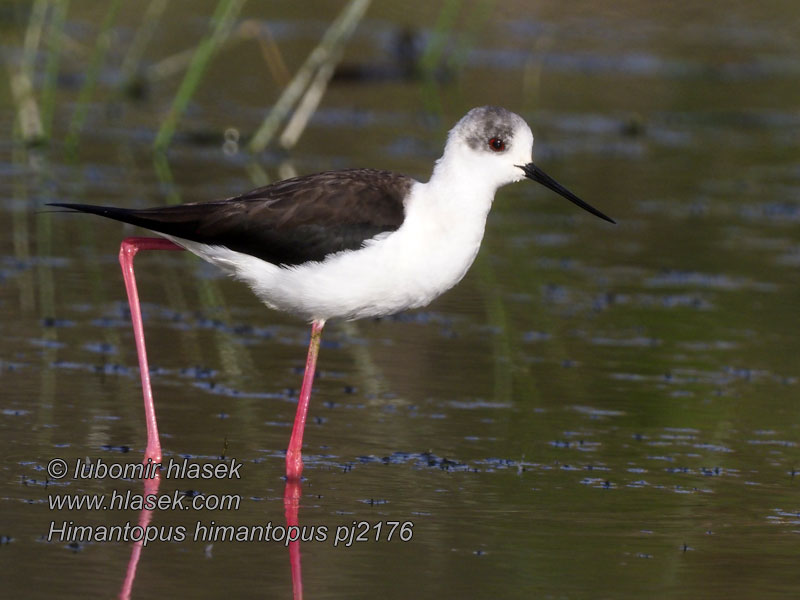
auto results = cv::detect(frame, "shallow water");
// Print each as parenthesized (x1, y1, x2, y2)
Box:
(2, 2, 800, 598)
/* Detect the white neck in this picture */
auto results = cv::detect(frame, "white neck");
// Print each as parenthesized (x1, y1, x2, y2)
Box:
(423, 148, 499, 221)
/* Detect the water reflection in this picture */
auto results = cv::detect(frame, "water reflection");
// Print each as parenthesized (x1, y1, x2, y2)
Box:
(284, 480, 304, 600)
(118, 474, 306, 600)
(4, 1, 800, 598)
(119, 475, 161, 600)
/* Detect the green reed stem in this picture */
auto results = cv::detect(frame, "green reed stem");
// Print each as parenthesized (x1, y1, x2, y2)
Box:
(248, 0, 371, 153)
(65, 0, 122, 152)
(22, 0, 48, 75)
(153, 0, 245, 152)
(41, 0, 69, 139)
(120, 0, 168, 86)
(9, 0, 49, 144)
(448, 0, 494, 71)
(417, 0, 460, 116)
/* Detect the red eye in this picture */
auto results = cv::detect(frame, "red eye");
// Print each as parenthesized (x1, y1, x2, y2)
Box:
(488, 137, 505, 152)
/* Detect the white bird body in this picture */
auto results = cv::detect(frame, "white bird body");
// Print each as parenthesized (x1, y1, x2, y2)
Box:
(172, 177, 490, 321)
(169, 108, 536, 321)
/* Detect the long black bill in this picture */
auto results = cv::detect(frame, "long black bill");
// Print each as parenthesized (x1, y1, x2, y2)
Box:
(520, 163, 616, 224)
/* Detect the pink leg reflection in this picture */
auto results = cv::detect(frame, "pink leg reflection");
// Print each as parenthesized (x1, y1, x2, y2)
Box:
(119, 237, 184, 463)
(284, 479, 304, 600)
(119, 474, 161, 600)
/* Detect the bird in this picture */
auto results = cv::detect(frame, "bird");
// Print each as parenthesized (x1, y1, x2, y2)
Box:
(51, 106, 615, 480)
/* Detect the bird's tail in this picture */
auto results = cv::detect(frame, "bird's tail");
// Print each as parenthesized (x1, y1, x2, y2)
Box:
(48, 203, 144, 226)
(46, 202, 206, 238)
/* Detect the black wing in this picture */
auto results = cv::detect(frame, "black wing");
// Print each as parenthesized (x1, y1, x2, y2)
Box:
(50, 169, 415, 266)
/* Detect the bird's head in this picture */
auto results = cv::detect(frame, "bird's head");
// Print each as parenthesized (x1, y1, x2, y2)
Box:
(441, 106, 615, 224)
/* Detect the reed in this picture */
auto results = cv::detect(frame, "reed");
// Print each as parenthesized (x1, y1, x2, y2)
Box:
(278, 57, 338, 150)
(417, 0, 460, 116)
(21, 0, 47, 76)
(145, 20, 287, 85)
(40, 0, 69, 139)
(448, 0, 495, 73)
(152, 152, 181, 205)
(248, 0, 371, 153)
(252, 20, 291, 88)
(119, 0, 168, 95)
(65, 0, 122, 152)
(153, 0, 245, 152)
(8, 0, 48, 145)
(8, 67, 43, 146)
(418, 0, 493, 117)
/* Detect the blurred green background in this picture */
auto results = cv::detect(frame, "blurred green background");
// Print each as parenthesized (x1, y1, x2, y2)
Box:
(2, 1, 800, 598)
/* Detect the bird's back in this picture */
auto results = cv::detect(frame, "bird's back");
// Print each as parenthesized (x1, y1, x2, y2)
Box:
(50, 168, 416, 267)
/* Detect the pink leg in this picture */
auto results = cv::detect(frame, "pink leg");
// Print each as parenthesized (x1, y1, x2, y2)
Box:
(119, 237, 184, 464)
(285, 320, 325, 480)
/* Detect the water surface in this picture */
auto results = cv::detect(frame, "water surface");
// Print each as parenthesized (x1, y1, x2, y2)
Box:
(2, 2, 800, 598)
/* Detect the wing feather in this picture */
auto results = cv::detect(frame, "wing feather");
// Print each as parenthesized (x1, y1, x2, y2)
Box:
(50, 169, 415, 266)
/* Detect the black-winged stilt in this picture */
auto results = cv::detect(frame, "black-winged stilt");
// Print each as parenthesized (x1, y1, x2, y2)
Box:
(51, 106, 615, 480)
